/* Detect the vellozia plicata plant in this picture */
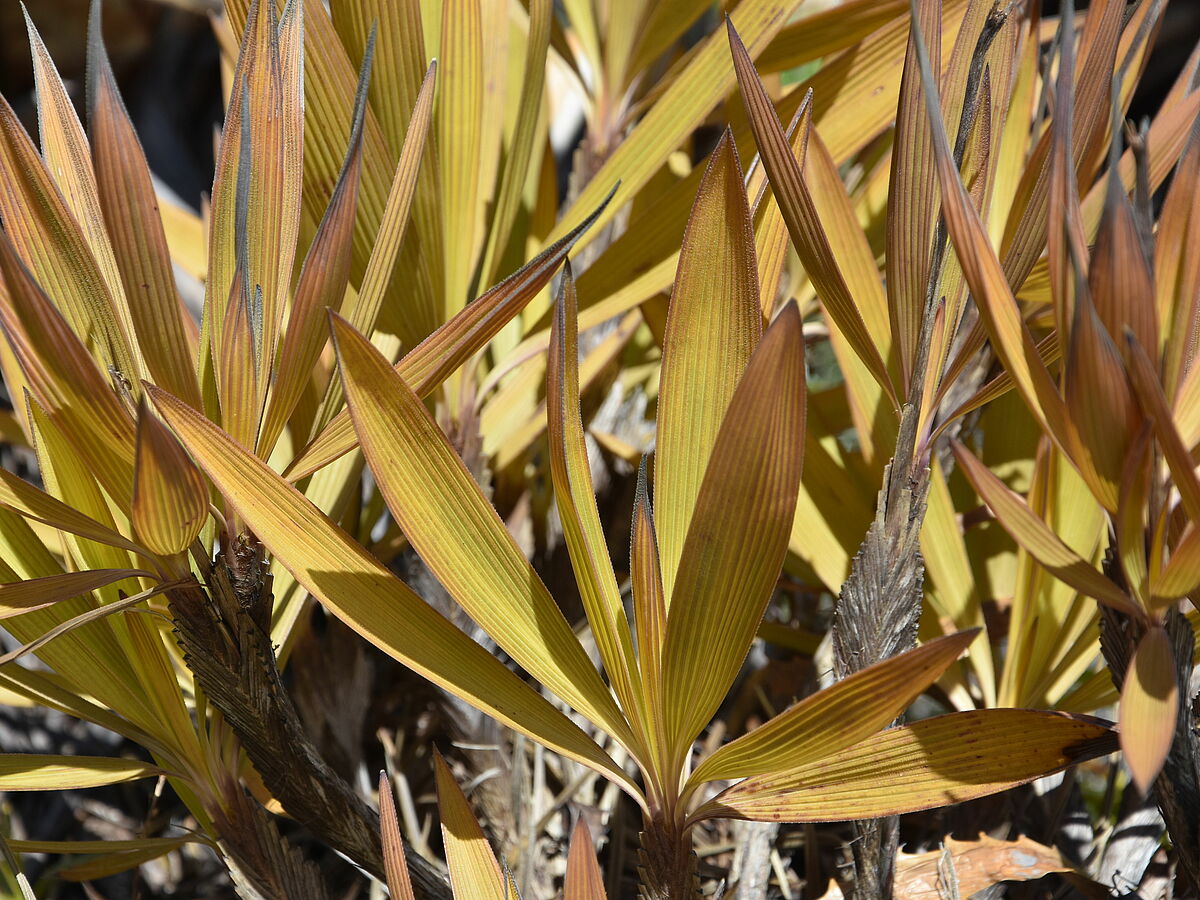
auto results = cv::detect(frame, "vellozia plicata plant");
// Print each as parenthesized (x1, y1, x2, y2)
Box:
(0, 0, 1135, 895)
(151, 123, 1117, 898)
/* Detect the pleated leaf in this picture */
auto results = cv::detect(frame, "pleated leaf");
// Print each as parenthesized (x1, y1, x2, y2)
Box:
(330, 314, 635, 749)
(952, 440, 1139, 615)
(0, 569, 147, 620)
(379, 772, 416, 900)
(259, 39, 371, 457)
(1119, 626, 1178, 794)
(434, 752, 510, 900)
(689, 630, 977, 784)
(564, 819, 608, 900)
(909, 10, 1069, 444)
(147, 384, 637, 793)
(286, 189, 615, 481)
(0, 755, 164, 791)
(24, 7, 142, 387)
(86, 0, 201, 408)
(655, 129, 761, 602)
(661, 303, 805, 760)
(132, 400, 208, 557)
(0, 234, 136, 510)
(695, 710, 1117, 823)
(548, 265, 643, 732)
(728, 20, 895, 405)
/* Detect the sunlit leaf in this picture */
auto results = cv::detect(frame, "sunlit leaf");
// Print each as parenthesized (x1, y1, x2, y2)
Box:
(951, 440, 1138, 615)
(662, 303, 805, 761)
(148, 384, 639, 795)
(132, 399, 207, 556)
(434, 751, 509, 900)
(695, 710, 1116, 823)
(330, 314, 636, 749)
(689, 631, 977, 785)
(0, 755, 165, 791)
(655, 129, 761, 603)
(1119, 625, 1178, 794)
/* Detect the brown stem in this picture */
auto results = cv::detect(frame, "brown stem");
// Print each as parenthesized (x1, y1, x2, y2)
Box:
(637, 814, 700, 900)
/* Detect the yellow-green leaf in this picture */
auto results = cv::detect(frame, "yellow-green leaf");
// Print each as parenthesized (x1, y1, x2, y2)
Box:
(0, 754, 164, 791)
(1119, 625, 1178, 794)
(655, 129, 762, 603)
(434, 751, 509, 900)
(548, 265, 643, 733)
(86, 0, 201, 409)
(688, 630, 977, 785)
(286, 189, 615, 481)
(662, 303, 805, 761)
(694, 710, 1117, 823)
(728, 20, 895, 406)
(952, 440, 1139, 616)
(330, 315, 636, 750)
(132, 399, 208, 557)
(147, 383, 638, 796)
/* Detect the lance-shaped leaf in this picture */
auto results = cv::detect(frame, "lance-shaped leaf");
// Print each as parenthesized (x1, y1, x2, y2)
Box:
(755, 92, 812, 317)
(1063, 288, 1141, 513)
(655, 128, 761, 603)
(728, 20, 895, 407)
(0, 468, 143, 558)
(0, 62, 134, 385)
(565, 819, 608, 900)
(0, 235, 136, 511)
(478, 0, 550, 287)
(434, 752, 511, 900)
(1154, 524, 1200, 602)
(286, 188, 616, 481)
(688, 630, 977, 785)
(909, 9, 1069, 445)
(1116, 428, 1152, 606)
(330, 315, 636, 748)
(0, 755, 165, 791)
(438, 0, 484, 315)
(259, 40, 371, 457)
(24, 7, 143, 387)
(86, 0, 200, 408)
(631, 460, 667, 740)
(1123, 331, 1200, 523)
(1120, 625, 1179, 794)
(548, 265, 643, 729)
(952, 440, 1140, 616)
(333, 58, 436, 355)
(693, 709, 1117, 824)
(0, 569, 147, 619)
(886, 0, 941, 391)
(378, 772, 417, 900)
(546, 0, 807, 247)
(243, 0, 303, 390)
(1090, 98, 1157, 358)
(132, 399, 207, 557)
(147, 384, 638, 796)
(661, 303, 805, 760)
(326, 60, 436, 411)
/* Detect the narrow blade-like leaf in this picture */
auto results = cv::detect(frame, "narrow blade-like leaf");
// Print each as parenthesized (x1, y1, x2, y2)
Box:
(1119, 625, 1178, 794)
(147, 384, 638, 795)
(330, 315, 635, 749)
(286, 188, 616, 481)
(695, 710, 1117, 823)
(689, 630, 977, 785)
(655, 129, 762, 601)
(662, 303, 805, 760)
